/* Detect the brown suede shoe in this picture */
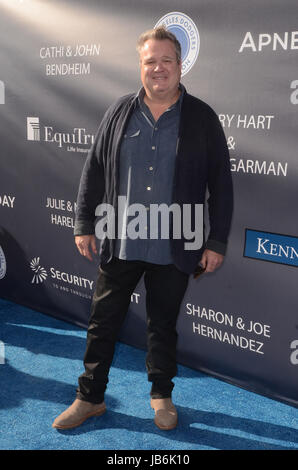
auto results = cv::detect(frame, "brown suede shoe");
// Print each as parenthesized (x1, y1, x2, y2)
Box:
(151, 398, 178, 430)
(52, 398, 106, 430)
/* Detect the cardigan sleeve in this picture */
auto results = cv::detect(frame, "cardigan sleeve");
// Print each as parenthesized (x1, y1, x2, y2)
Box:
(73, 113, 108, 236)
(205, 110, 234, 255)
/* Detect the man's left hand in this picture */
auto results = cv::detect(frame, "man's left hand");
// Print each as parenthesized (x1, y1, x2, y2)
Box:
(199, 249, 224, 273)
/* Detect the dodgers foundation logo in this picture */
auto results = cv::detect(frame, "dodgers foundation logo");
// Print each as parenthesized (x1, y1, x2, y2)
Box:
(155, 12, 200, 76)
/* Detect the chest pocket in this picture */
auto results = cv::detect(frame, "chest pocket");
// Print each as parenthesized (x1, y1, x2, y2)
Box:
(125, 130, 140, 138)
(121, 129, 141, 160)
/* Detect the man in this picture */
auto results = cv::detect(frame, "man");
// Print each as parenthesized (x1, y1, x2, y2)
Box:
(52, 27, 233, 431)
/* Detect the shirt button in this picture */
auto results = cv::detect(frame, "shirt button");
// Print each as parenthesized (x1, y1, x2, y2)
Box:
(149, 166, 153, 171)
(152, 146, 156, 150)
(147, 186, 151, 191)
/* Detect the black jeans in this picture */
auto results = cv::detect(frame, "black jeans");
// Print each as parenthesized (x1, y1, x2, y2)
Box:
(76, 257, 189, 404)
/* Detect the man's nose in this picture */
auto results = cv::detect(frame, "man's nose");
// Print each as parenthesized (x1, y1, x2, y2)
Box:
(154, 62, 165, 71)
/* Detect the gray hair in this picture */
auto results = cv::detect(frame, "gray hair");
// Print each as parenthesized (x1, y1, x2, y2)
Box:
(137, 26, 181, 63)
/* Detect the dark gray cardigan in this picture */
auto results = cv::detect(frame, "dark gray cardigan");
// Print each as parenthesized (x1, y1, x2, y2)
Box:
(74, 88, 233, 274)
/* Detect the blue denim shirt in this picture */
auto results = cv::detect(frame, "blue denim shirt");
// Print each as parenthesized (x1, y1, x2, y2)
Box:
(75, 87, 233, 273)
(114, 86, 184, 264)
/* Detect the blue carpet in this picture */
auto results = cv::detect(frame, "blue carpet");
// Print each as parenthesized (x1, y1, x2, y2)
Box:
(0, 297, 298, 450)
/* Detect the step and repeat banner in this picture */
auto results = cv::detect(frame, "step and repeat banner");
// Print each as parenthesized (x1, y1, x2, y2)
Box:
(0, 0, 297, 407)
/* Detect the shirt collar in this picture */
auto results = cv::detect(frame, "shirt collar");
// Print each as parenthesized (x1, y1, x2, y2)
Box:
(137, 83, 185, 112)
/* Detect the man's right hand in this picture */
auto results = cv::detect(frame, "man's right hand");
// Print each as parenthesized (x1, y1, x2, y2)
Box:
(75, 235, 97, 261)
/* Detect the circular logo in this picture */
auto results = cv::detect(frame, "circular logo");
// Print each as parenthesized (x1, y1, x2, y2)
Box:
(155, 12, 200, 76)
(0, 246, 7, 280)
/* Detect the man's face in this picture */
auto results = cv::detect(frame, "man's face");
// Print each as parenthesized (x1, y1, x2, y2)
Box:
(139, 39, 182, 101)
